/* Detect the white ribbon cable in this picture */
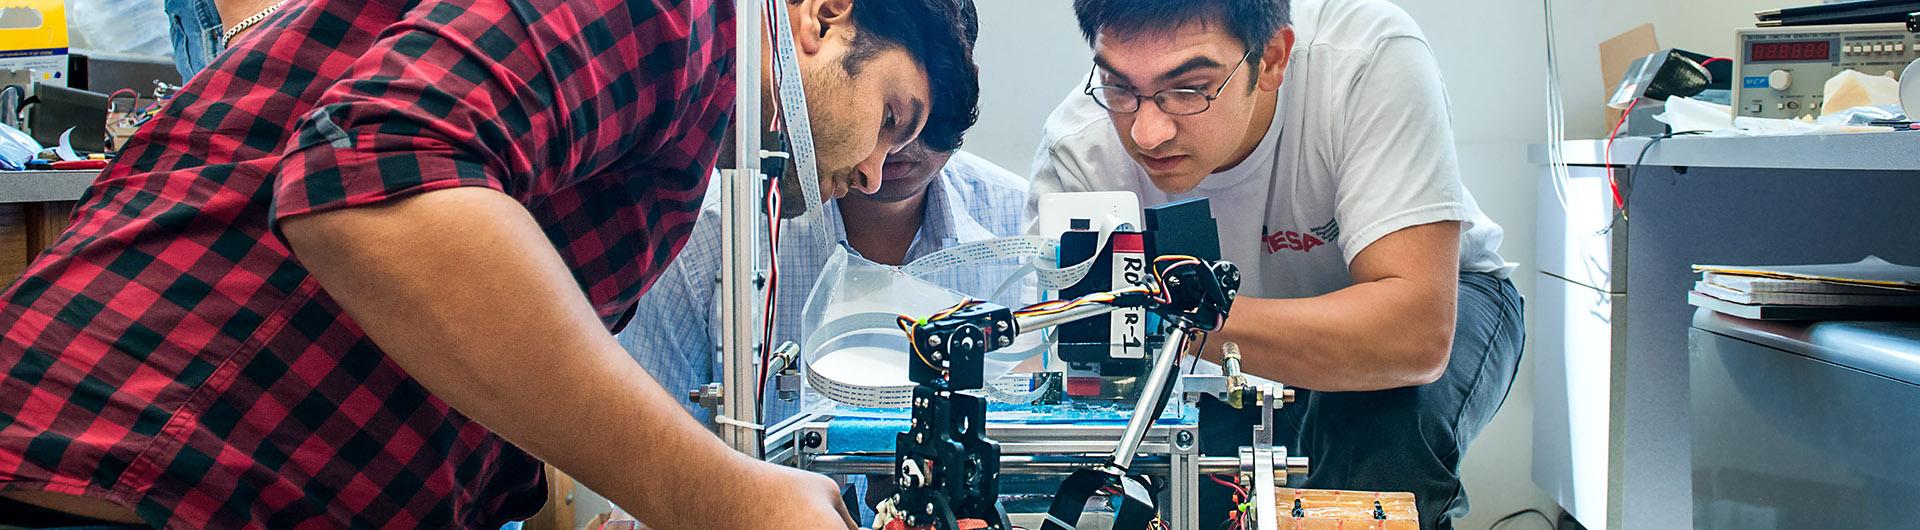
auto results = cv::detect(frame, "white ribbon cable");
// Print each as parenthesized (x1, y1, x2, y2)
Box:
(767, 0, 824, 215)
(805, 311, 1054, 408)
(804, 312, 918, 408)
(901, 222, 1120, 293)
(984, 374, 1054, 405)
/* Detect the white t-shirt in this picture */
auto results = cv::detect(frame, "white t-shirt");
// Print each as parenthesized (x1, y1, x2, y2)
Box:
(1030, 0, 1512, 300)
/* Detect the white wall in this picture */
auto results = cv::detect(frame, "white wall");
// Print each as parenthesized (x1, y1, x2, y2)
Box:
(970, 1, 1093, 175)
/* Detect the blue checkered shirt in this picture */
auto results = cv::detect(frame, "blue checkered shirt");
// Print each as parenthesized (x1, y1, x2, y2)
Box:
(619, 150, 1029, 426)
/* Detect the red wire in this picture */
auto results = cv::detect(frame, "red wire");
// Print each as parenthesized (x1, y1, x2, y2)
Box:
(1209, 474, 1248, 497)
(753, 0, 792, 404)
(107, 88, 139, 113)
(756, 178, 784, 399)
(1604, 98, 1639, 212)
(1698, 58, 1730, 84)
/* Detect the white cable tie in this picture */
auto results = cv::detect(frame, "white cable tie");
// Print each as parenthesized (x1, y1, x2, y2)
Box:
(712, 415, 765, 433)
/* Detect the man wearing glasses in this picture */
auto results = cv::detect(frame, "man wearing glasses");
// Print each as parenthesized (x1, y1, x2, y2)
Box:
(1032, 0, 1522, 528)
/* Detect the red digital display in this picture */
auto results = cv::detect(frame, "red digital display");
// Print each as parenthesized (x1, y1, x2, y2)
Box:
(1750, 41, 1831, 62)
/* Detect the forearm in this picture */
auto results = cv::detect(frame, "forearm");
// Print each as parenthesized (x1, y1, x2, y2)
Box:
(282, 188, 749, 529)
(1211, 278, 1455, 391)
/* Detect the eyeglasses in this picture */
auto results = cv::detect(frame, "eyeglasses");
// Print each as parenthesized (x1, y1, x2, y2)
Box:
(1083, 51, 1253, 116)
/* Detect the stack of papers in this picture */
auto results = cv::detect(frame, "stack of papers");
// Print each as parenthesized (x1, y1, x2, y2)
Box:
(1689, 256, 1920, 320)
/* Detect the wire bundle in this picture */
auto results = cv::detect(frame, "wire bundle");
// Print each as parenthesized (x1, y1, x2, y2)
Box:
(751, 0, 793, 407)
(892, 254, 1220, 376)
(755, 170, 785, 400)
(1209, 474, 1249, 530)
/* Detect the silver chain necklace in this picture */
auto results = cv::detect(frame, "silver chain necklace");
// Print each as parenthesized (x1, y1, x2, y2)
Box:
(221, 0, 291, 46)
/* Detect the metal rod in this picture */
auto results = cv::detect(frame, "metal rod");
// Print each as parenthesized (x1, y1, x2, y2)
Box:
(1111, 326, 1188, 470)
(718, 0, 764, 456)
(1285, 456, 1309, 477)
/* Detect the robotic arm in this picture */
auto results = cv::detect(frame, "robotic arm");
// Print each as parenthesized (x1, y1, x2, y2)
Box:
(884, 255, 1242, 530)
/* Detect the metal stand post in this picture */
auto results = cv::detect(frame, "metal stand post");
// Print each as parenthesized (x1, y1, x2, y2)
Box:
(718, 0, 764, 456)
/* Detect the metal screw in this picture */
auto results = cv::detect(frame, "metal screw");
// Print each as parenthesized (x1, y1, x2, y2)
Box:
(1175, 430, 1195, 450)
(925, 503, 936, 515)
(927, 335, 943, 347)
(998, 336, 1012, 348)
(996, 320, 1009, 331)
(802, 431, 823, 449)
(916, 432, 925, 444)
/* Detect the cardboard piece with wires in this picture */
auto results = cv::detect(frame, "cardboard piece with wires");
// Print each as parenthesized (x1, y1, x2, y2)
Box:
(1603, 48, 1722, 219)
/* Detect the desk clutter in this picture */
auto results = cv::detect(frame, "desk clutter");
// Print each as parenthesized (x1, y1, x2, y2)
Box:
(1690, 256, 1920, 320)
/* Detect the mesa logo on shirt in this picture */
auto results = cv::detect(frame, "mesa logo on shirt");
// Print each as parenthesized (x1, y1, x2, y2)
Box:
(1263, 218, 1340, 254)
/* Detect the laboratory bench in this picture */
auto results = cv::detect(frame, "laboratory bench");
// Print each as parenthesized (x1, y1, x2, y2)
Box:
(1527, 131, 1920, 530)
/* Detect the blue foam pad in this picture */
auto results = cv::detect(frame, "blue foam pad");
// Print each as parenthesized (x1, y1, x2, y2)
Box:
(820, 401, 1198, 454)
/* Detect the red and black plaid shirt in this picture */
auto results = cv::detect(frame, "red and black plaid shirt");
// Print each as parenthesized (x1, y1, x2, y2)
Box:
(0, 0, 732, 527)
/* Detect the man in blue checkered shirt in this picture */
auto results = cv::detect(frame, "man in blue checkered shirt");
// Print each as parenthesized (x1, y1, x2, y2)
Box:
(618, 140, 1028, 427)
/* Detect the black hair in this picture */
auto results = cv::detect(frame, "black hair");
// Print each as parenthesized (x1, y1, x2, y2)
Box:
(1072, 0, 1289, 62)
(842, 0, 980, 153)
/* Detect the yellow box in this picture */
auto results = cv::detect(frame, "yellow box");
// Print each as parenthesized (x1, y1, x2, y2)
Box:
(0, 1, 68, 87)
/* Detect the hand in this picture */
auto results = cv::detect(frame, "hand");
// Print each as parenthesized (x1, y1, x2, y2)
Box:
(722, 459, 859, 530)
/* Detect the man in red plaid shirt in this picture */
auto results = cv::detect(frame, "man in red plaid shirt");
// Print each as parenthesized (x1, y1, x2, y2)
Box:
(0, 0, 979, 528)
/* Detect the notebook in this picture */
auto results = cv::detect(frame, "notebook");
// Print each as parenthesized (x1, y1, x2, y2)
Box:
(1689, 256, 1920, 320)
(1692, 256, 1920, 290)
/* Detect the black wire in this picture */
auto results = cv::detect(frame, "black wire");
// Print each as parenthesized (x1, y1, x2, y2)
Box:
(1186, 331, 1210, 376)
(1488, 508, 1556, 530)
(1618, 130, 1705, 221)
